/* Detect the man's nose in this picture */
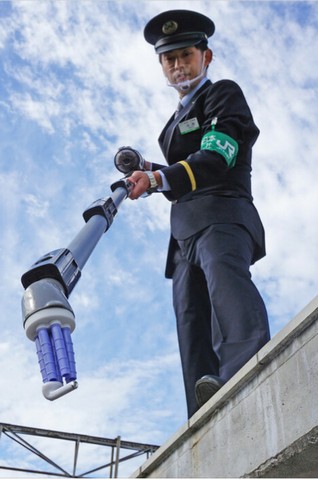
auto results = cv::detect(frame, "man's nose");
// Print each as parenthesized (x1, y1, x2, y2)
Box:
(173, 57, 184, 69)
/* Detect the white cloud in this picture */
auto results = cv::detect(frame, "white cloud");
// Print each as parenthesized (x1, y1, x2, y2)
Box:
(1, 0, 318, 476)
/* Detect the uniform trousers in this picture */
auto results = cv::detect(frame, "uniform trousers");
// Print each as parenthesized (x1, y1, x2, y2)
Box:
(172, 223, 270, 418)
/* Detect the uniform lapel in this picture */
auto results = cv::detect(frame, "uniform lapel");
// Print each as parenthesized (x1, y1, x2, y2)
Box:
(159, 80, 212, 159)
(159, 102, 193, 155)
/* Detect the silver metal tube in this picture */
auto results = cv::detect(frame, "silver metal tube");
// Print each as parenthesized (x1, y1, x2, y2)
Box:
(67, 214, 107, 270)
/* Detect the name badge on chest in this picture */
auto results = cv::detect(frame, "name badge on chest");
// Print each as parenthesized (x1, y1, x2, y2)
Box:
(178, 117, 200, 135)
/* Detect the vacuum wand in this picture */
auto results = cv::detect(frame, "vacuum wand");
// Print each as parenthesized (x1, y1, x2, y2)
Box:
(21, 176, 134, 401)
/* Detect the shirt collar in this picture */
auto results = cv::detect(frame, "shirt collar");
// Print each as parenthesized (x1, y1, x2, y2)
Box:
(179, 77, 209, 107)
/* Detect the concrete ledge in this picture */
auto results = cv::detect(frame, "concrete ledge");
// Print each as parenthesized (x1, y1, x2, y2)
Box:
(246, 426, 318, 478)
(132, 295, 318, 478)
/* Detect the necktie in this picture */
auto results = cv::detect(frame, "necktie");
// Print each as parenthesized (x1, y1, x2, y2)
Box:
(174, 101, 183, 119)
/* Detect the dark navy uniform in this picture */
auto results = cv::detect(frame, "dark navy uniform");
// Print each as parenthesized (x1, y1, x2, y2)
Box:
(145, 10, 270, 418)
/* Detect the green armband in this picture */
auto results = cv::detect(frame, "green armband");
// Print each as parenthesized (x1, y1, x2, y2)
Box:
(201, 127, 238, 168)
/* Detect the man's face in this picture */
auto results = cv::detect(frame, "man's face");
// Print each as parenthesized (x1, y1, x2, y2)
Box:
(160, 46, 212, 93)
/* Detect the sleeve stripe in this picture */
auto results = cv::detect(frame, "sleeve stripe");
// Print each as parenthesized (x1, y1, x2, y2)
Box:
(178, 161, 196, 191)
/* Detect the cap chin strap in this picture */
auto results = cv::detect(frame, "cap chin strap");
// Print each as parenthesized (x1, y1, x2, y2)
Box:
(166, 56, 207, 93)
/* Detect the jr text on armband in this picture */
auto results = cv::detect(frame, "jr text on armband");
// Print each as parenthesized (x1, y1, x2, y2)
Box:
(201, 130, 238, 168)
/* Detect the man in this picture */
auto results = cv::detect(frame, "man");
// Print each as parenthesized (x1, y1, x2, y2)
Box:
(127, 9, 270, 419)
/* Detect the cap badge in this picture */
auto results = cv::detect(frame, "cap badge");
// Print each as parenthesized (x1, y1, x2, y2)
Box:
(162, 20, 178, 35)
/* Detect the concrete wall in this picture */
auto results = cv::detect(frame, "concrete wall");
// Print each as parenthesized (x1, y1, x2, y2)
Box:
(132, 295, 318, 478)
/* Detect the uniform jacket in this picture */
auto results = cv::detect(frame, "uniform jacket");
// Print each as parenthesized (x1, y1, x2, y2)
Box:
(151, 79, 265, 278)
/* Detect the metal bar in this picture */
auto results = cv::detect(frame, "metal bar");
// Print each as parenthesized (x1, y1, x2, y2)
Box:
(67, 184, 129, 272)
(110, 446, 115, 478)
(114, 436, 121, 478)
(3, 430, 71, 477)
(0, 422, 159, 451)
(73, 438, 80, 477)
(77, 449, 147, 477)
(67, 214, 107, 271)
(0, 422, 159, 479)
(110, 186, 129, 210)
(0, 464, 69, 477)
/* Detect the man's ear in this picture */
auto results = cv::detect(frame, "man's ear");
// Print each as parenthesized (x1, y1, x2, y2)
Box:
(205, 48, 213, 66)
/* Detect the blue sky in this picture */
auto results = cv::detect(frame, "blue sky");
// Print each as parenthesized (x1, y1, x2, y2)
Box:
(0, 0, 318, 477)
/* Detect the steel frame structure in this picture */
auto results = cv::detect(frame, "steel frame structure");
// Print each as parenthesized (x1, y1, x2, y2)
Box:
(0, 422, 159, 478)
